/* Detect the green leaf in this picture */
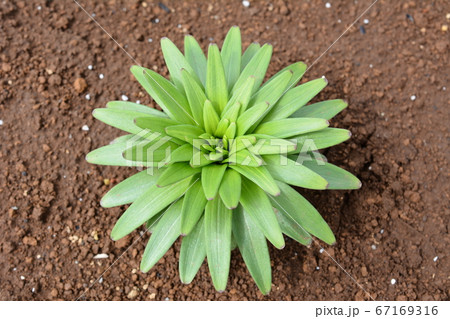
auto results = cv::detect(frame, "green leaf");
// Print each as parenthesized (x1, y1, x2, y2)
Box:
(224, 149, 263, 167)
(184, 35, 207, 87)
(261, 61, 306, 91)
(224, 122, 237, 140)
(201, 164, 227, 200)
(264, 77, 328, 122)
(181, 179, 207, 235)
(166, 143, 193, 164)
(165, 124, 204, 145)
(230, 165, 280, 196)
(92, 108, 153, 135)
(122, 136, 179, 164)
(236, 101, 269, 136)
(254, 118, 329, 138)
(145, 211, 164, 233)
(139, 67, 197, 125)
(269, 181, 336, 245)
(206, 44, 228, 113)
(223, 76, 254, 115)
(190, 151, 215, 168)
(221, 26, 241, 91)
(111, 176, 192, 240)
(156, 163, 201, 187)
(101, 168, 164, 208)
(229, 135, 256, 153)
(161, 37, 202, 91)
(300, 158, 361, 190)
(241, 42, 261, 71)
(232, 44, 272, 96)
(131, 66, 190, 122)
(291, 99, 348, 120)
(110, 134, 135, 144)
(246, 70, 294, 133)
(219, 169, 241, 209)
(179, 216, 206, 284)
(248, 137, 297, 155)
(86, 137, 136, 166)
(239, 179, 284, 249)
(134, 116, 179, 134)
(106, 101, 168, 117)
(203, 100, 220, 135)
(180, 69, 206, 127)
(232, 206, 272, 294)
(204, 197, 232, 291)
(291, 128, 351, 152)
(221, 101, 242, 123)
(264, 154, 329, 190)
(250, 69, 292, 108)
(214, 118, 229, 138)
(140, 199, 183, 272)
(274, 208, 312, 246)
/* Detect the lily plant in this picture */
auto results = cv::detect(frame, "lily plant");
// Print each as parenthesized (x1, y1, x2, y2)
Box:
(86, 26, 360, 294)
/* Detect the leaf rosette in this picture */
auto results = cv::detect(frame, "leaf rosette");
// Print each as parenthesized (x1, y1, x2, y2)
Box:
(86, 27, 361, 294)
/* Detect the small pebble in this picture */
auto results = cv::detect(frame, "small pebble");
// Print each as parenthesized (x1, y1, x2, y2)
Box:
(359, 26, 366, 34)
(443, 87, 447, 91)
(316, 266, 320, 270)
(0, 119, 3, 125)
(20, 276, 25, 280)
(82, 125, 89, 131)
(93, 253, 109, 259)
(391, 278, 396, 285)
(319, 248, 324, 254)
(410, 95, 416, 101)
(441, 25, 448, 32)
(37, 6, 41, 10)
(363, 18, 369, 24)
(85, 94, 91, 100)
(433, 256, 438, 262)
(325, 2, 331, 9)
(31, 287, 36, 293)
(165, 297, 170, 301)
(99, 277, 104, 284)
(92, 13, 96, 17)
(371, 244, 377, 250)
(99, 74, 104, 79)
(148, 38, 153, 43)
(79, 198, 83, 202)
(154, 18, 160, 23)
(380, 229, 384, 234)
(369, 64, 373, 68)
(242, 0, 250, 7)
(88, 65, 93, 70)
(12, 206, 18, 210)
(136, 100, 141, 104)
(158, 3, 170, 13)
(406, 14, 414, 22)
(74, 78, 87, 93)
(121, 94, 129, 101)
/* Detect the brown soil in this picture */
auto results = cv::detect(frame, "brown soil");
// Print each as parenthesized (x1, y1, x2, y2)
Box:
(0, 0, 448, 301)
